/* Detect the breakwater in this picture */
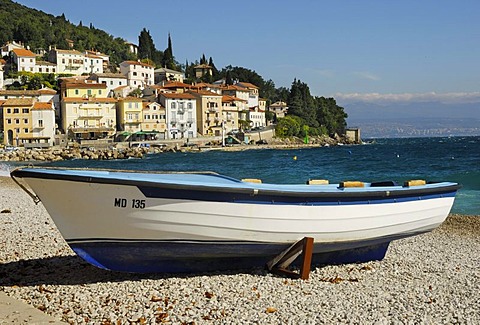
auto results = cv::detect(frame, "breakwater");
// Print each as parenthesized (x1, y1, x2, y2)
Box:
(0, 146, 167, 162)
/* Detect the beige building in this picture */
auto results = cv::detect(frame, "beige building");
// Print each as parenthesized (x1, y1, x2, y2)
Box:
(221, 95, 246, 133)
(142, 102, 167, 139)
(2, 98, 55, 147)
(60, 81, 117, 140)
(269, 101, 288, 118)
(189, 90, 223, 136)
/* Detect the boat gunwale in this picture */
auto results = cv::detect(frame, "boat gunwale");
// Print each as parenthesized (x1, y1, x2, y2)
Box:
(10, 166, 461, 200)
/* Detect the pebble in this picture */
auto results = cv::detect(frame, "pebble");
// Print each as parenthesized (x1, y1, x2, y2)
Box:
(0, 176, 479, 324)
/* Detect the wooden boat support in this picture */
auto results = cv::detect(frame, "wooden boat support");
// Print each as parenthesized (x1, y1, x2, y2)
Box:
(266, 237, 314, 280)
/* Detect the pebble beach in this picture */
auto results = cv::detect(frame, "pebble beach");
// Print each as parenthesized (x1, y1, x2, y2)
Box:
(0, 176, 479, 324)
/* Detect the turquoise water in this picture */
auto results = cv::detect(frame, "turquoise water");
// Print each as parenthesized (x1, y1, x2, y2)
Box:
(4, 136, 480, 215)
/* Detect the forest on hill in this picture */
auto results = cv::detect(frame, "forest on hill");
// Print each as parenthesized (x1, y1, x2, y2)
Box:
(0, 0, 348, 137)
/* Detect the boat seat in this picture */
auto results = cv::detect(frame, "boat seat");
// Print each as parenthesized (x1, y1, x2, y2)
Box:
(306, 179, 329, 185)
(403, 180, 426, 187)
(241, 178, 262, 183)
(339, 181, 364, 188)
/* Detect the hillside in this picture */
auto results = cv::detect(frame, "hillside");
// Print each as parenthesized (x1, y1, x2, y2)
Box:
(0, 0, 135, 65)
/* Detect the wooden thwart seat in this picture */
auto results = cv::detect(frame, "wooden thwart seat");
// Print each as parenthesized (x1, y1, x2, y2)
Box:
(241, 178, 262, 183)
(306, 179, 329, 185)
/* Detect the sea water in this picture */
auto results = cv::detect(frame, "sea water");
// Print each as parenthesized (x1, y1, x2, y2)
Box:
(2, 136, 479, 215)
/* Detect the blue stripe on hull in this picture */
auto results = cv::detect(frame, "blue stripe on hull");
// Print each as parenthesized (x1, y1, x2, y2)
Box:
(69, 241, 390, 273)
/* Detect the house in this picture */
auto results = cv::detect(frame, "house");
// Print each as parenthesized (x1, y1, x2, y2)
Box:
(269, 101, 288, 118)
(194, 64, 213, 79)
(189, 90, 223, 136)
(119, 61, 154, 88)
(159, 92, 197, 139)
(116, 97, 143, 134)
(191, 82, 222, 95)
(60, 80, 117, 140)
(220, 85, 250, 112)
(154, 67, 185, 84)
(1, 41, 24, 57)
(235, 82, 259, 109)
(159, 81, 192, 94)
(34, 60, 57, 74)
(141, 102, 167, 140)
(248, 107, 266, 129)
(1, 98, 55, 147)
(11, 48, 36, 73)
(83, 51, 104, 74)
(88, 73, 128, 97)
(49, 49, 85, 75)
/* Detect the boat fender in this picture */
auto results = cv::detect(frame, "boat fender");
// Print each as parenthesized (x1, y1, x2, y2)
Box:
(339, 181, 364, 188)
(306, 179, 329, 185)
(242, 178, 262, 183)
(403, 180, 427, 187)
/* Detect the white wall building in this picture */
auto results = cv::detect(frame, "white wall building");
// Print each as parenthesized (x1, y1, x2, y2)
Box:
(12, 48, 36, 73)
(120, 61, 154, 89)
(89, 73, 128, 97)
(31, 102, 56, 146)
(159, 92, 197, 139)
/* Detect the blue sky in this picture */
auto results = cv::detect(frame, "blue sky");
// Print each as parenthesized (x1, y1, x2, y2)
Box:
(13, 0, 480, 112)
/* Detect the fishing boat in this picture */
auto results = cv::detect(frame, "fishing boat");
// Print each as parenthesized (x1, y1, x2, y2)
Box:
(10, 167, 460, 273)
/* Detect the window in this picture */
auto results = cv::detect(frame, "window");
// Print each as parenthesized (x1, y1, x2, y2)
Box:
(6, 119, 11, 124)
(22, 108, 29, 113)
(133, 72, 137, 76)
(188, 102, 192, 109)
(179, 102, 184, 109)
(39, 120, 43, 127)
(13, 108, 19, 113)
(171, 102, 176, 109)
(128, 103, 132, 108)
(23, 118, 28, 124)
(99, 90, 102, 95)
(24, 128, 29, 133)
(145, 114, 150, 120)
(15, 119, 20, 124)
(6, 108, 11, 114)
(75, 89, 79, 95)
(87, 90, 92, 96)
(110, 81, 113, 85)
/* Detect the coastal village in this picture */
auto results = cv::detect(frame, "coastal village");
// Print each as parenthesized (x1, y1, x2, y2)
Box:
(0, 41, 360, 161)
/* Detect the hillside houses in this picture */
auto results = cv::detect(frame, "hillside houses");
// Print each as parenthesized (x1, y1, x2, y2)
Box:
(0, 41, 270, 147)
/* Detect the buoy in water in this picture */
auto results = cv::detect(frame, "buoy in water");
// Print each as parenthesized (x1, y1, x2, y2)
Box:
(293, 156, 297, 161)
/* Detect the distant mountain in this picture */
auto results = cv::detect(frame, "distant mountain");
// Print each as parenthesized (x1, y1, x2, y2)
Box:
(344, 101, 480, 138)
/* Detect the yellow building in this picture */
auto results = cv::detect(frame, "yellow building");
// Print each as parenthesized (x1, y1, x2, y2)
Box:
(2, 98, 55, 147)
(60, 81, 117, 140)
(116, 97, 143, 133)
(221, 95, 246, 133)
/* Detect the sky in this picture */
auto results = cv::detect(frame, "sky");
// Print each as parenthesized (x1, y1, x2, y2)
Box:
(12, 0, 480, 122)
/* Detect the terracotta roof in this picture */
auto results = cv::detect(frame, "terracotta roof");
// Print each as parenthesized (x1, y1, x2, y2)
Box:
(189, 90, 222, 97)
(143, 102, 164, 109)
(63, 97, 117, 103)
(12, 48, 35, 57)
(114, 85, 129, 91)
(38, 88, 57, 94)
(160, 92, 195, 99)
(221, 85, 249, 92)
(236, 82, 259, 89)
(64, 82, 107, 89)
(3, 98, 34, 106)
(0, 89, 41, 96)
(33, 102, 53, 110)
(121, 60, 154, 68)
(222, 95, 247, 103)
(161, 81, 192, 89)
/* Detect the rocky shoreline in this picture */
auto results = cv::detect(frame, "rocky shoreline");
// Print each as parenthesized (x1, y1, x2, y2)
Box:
(0, 135, 354, 162)
(0, 176, 479, 324)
